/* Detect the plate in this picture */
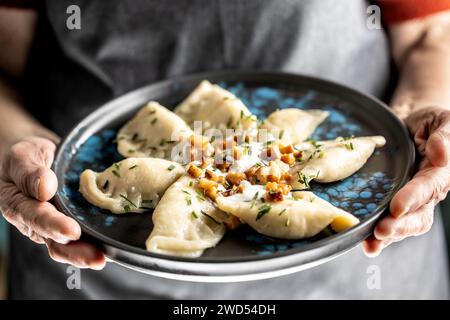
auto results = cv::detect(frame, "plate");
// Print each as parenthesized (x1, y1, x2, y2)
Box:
(53, 71, 415, 282)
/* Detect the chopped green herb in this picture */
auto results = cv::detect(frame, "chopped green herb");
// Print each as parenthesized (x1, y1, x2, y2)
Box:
(123, 204, 131, 213)
(191, 211, 198, 219)
(297, 172, 312, 189)
(256, 204, 271, 220)
(279, 130, 285, 140)
(112, 170, 121, 178)
(185, 196, 192, 206)
(201, 210, 220, 224)
(210, 136, 216, 143)
(119, 194, 137, 208)
(250, 191, 259, 209)
(240, 110, 244, 119)
(167, 164, 176, 171)
(182, 190, 190, 195)
(150, 118, 158, 125)
(128, 149, 135, 153)
(189, 181, 193, 187)
(285, 218, 290, 227)
(195, 190, 206, 201)
(278, 208, 287, 216)
(149, 108, 156, 114)
(129, 165, 139, 170)
(309, 139, 323, 148)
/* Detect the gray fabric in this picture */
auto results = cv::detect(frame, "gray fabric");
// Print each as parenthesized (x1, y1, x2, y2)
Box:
(9, 212, 449, 299)
(8, 0, 449, 299)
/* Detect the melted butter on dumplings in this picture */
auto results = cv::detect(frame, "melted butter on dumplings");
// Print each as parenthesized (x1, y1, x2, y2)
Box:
(216, 188, 359, 239)
(146, 176, 228, 258)
(117, 102, 192, 159)
(79, 158, 184, 214)
(174, 80, 257, 133)
(260, 108, 329, 144)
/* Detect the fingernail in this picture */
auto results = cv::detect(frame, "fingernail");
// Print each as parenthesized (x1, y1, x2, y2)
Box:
(395, 205, 410, 217)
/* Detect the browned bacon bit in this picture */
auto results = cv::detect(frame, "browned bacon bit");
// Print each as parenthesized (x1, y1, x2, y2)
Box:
(264, 181, 291, 202)
(216, 162, 231, 172)
(187, 164, 203, 178)
(198, 178, 218, 189)
(293, 150, 303, 158)
(279, 144, 294, 154)
(280, 172, 292, 183)
(226, 172, 246, 186)
(205, 187, 218, 201)
(205, 169, 219, 182)
(265, 145, 281, 159)
(281, 153, 295, 165)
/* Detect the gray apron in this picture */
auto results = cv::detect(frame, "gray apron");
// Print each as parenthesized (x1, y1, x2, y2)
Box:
(9, 0, 449, 299)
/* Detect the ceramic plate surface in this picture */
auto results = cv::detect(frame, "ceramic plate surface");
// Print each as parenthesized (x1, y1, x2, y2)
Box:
(53, 71, 415, 282)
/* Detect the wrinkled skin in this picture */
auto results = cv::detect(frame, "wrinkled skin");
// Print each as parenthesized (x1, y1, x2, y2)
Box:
(0, 136, 105, 269)
(363, 107, 450, 256)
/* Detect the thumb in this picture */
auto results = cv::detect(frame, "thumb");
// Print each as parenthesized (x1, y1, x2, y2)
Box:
(3, 137, 58, 201)
(426, 127, 450, 167)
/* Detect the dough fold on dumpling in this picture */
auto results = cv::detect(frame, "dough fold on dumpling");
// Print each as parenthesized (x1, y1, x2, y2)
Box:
(79, 158, 184, 214)
(117, 102, 193, 159)
(290, 136, 386, 189)
(216, 191, 359, 239)
(174, 80, 257, 133)
(260, 108, 329, 144)
(146, 176, 228, 258)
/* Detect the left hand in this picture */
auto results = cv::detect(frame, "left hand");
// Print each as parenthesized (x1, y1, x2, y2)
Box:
(363, 106, 450, 256)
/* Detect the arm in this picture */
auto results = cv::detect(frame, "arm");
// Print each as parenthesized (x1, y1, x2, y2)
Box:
(0, 7, 105, 269)
(363, 11, 450, 255)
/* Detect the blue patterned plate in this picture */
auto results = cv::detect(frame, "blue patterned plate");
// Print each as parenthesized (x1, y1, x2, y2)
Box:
(53, 71, 415, 282)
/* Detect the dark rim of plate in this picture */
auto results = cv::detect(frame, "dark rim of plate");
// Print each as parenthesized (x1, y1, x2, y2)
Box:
(53, 70, 416, 264)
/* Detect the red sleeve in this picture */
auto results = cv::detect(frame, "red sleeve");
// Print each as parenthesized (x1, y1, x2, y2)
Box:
(378, 0, 450, 25)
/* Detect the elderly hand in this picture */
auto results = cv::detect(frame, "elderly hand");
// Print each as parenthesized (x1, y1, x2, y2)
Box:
(363, 107, 450, 256)
(0, 136, 105, 269)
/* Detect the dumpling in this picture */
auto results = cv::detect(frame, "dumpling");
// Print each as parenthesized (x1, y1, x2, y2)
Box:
(116, 102, 192, 159)
(79, 158, 185, 214)
(146, 176, 228, 258)
(260, 108, 329, 144)
(174, 80, 257, 133)
(216, 188, 359, 239)
(290, 136, 386, 189)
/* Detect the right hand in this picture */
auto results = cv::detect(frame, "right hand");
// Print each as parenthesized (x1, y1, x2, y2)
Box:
(0, 136, 105, 269)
